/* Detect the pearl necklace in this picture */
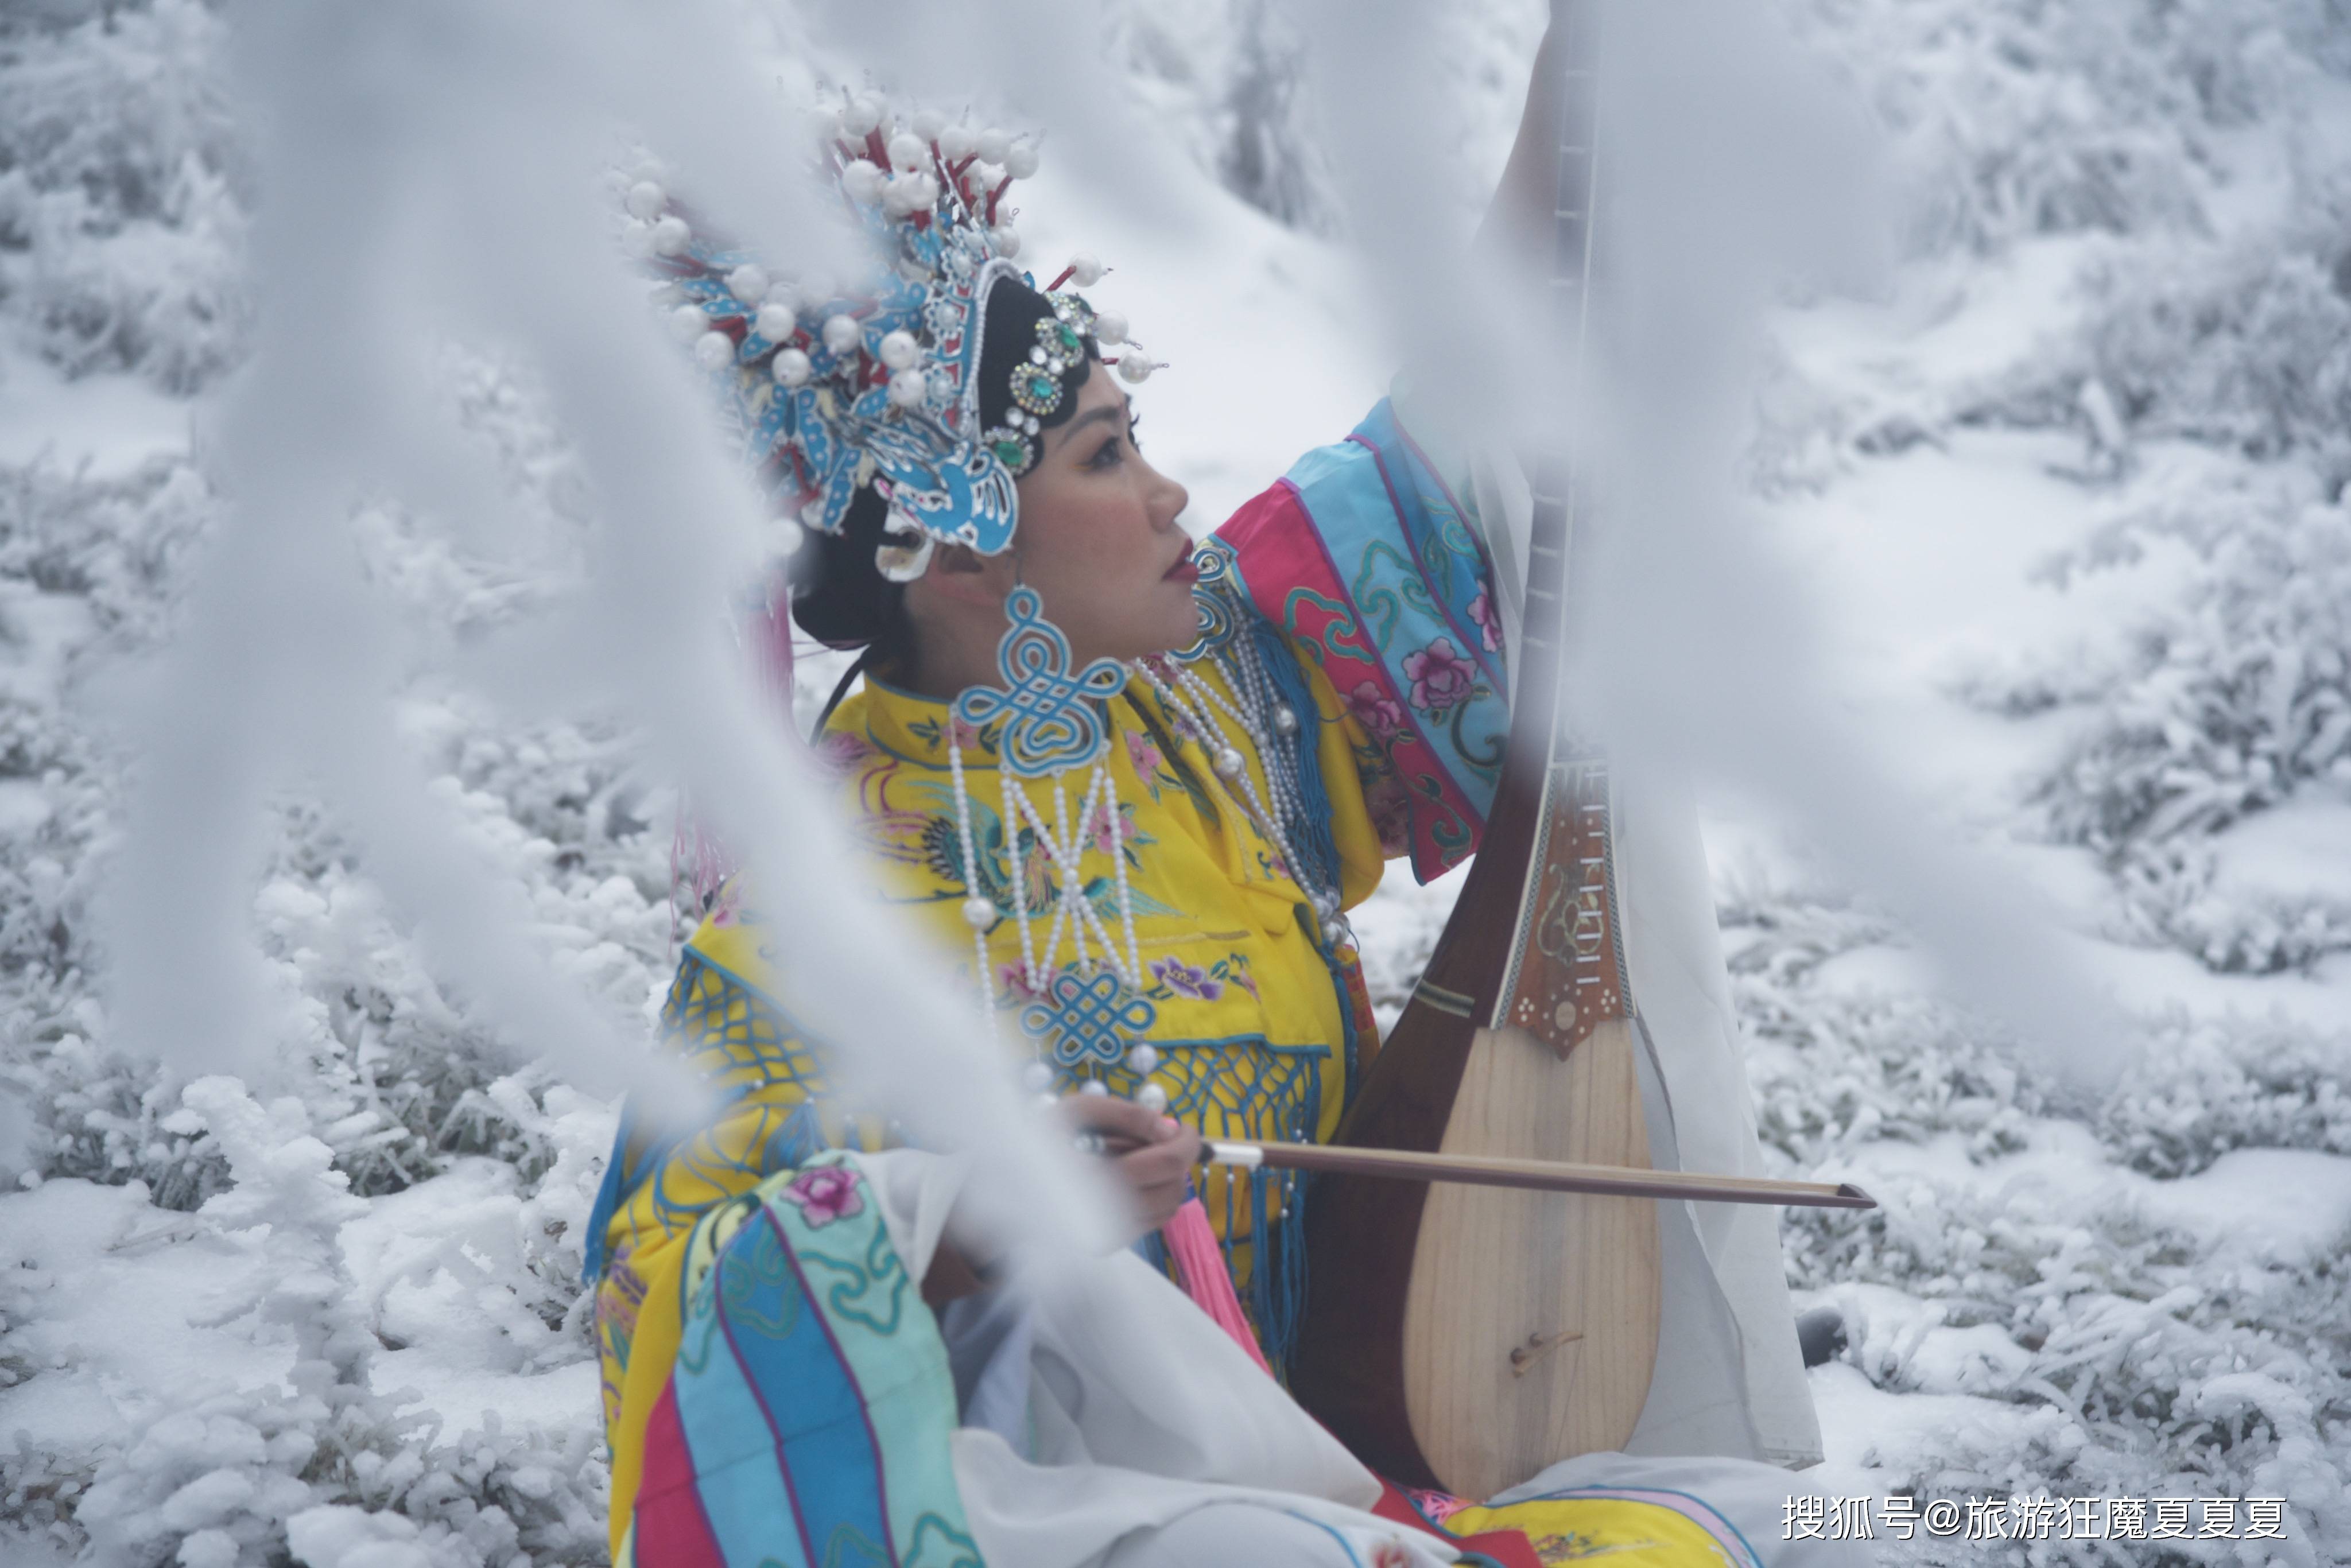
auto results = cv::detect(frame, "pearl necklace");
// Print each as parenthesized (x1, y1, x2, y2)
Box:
(944, 586, 1163, 1107)
(938, 584, 1347, 1119)
(1134, 649, 1349, 949)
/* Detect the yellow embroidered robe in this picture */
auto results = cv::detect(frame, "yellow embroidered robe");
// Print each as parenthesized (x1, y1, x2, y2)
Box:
(593, 639, 1395, 1543)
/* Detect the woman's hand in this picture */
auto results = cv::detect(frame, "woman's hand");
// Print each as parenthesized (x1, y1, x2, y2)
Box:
(924, 1096, 1202, 1305)
(1056, 1093, 1204, 1240)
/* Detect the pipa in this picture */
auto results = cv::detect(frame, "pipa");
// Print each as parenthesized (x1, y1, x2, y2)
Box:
(1286, 0, 1659, 1499)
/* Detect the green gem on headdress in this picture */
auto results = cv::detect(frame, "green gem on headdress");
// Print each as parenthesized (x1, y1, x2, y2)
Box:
(1038, 316, 1085, 364)
(988, 431, 1034, 471)
(1010, 362, 1064, 417)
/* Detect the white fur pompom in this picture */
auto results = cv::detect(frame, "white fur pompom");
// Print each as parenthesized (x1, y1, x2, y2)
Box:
(727, 263, 770, 304)
(975, 127, 1011, 165)
(649, 215, 690, 256)
(881, 171, 937, 215)
(693, 331, 735, 371)
(841, 159, 885, 205)
(755, 301, 798, 341)
(624, 180, 665, 220)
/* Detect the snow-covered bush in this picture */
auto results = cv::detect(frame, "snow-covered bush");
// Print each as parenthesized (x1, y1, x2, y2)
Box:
(2030, 481, 2351, 850)
(1892, 2, 2351, 981)
(1781, 0, 2351, 259)
(2074, 237, 2351, 480)
(1963, 194, 2351, 488)
(1109, 0, 1332, 232)
(1754, 0, 2351, 503)
(4, 742, 663, 1213)
(0, 437, 672, 1206)
(1722, 887, 2048, 1174)
(1969, 476, 2351, 972)
(26, 1077, 611, 1568)
(0, 0, 247, 391)
(2100, 1011, 2351, 1179)
(0, 23, 664, 1538)
(242, 709, 670, 1200)
(0, 455, 215, 1201)
(1728, 888, 2351, 1562)
(1105, 0, 1545, 239)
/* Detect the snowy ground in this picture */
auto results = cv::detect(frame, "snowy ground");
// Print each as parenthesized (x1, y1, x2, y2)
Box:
(4, 2, 2350, 1566)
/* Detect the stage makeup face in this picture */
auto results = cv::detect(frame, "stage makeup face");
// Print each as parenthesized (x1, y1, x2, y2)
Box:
(909, 362, 1194, 680)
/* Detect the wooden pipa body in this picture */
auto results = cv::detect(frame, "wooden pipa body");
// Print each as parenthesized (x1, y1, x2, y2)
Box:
(1287, 2, 1662, 1500)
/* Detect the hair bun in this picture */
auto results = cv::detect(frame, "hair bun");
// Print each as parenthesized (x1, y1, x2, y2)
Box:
(791, 487, 909, 651)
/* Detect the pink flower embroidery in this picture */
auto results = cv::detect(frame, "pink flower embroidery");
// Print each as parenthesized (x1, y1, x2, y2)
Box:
(813, 728, 876, 774)
(778, 1165, 863, 1228)
(998, 964, 1042, 1002)
(1365, 776, 1413, 857)
(1402, 637, 1475, 713)
(1150, 956, 1223, 1001)
(1088, 801, 1136, 857)
(1468, 587, 1502, 653)
(1123, 729, 1166, 780)
(1345, 680, 1406, 743)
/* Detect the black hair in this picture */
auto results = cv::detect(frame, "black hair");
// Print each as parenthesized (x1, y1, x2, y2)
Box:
(790, 277, 1099, 676)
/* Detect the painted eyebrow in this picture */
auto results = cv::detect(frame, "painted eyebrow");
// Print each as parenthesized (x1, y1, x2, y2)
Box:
(1048, 396, 1134, 455)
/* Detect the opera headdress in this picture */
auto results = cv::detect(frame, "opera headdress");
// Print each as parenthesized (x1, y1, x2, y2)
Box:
(622, 95, 1158, 585)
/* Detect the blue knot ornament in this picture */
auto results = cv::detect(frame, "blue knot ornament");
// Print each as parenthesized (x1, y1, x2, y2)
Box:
(1019, 967, 1159, 1070)
(952, 585, 1127, 777)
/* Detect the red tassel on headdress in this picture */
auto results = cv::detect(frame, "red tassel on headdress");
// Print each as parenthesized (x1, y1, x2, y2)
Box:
(749, 566, 798, 723)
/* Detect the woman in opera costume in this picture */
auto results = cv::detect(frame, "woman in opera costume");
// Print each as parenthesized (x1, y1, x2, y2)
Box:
(584, 32, 1868, 1568)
